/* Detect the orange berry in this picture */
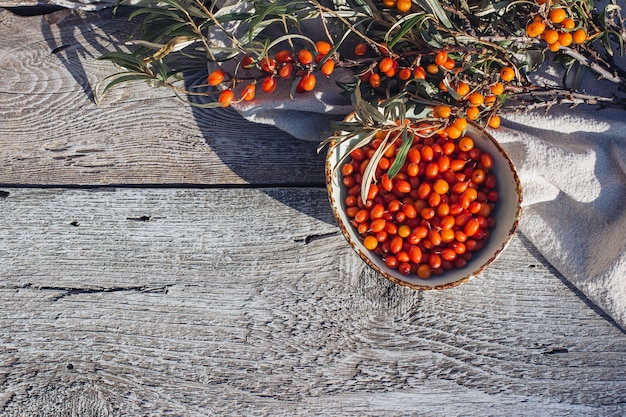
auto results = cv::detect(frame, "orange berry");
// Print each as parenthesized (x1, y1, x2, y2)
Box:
(379, 57, 395, 73)
(439, 80, 448, 92)
(354, 43, 367, 56)
(453, 117, 467, 131)
(488, 114, 501, 128)
(383, 0, 396, 6)
(526, 21, 546, 38)
(549, 8, 567, 24)
(445, 125, 462, 139)
(241, 55, 255, 69)
(443, 58, 456, 70)
(484, 95, 497, 106)
(261, 76, 276, 93)
(369, 73, 381, 88)
(396, 0, 411, 12)
(315, 41, 332, 55)
(466, 106, 480, 121)
(297, 49, 313, 65)
(490, 82, 504, 95)
(562, 18, 576, 30)
(500, 66, 515, 82)
(241, 83, 255, 101)
(274, 49, 293, 63)
(207, 69, 225, 86)
(413, 65, 426, 79)
(573, 29, 587, 44)
(435, 51, 448, 66)
(549, 41, 562, 52)
(468, 92, 484, 106)
(458, 136, 474, 152)
(433, 105, 452, 118)
(260, 57, 276, 73)
(456, 81, 470, 97)
(542, 29, 560, 45)
(297, 73, 316, 92)
(279, 62, 294, 79)
(397, 67, 410, 80)
(559, 31, 573, 47)
(218, 89, 234, 107)
(320, 59, 335, 77)
(426, 63, 439, 74)
(363, 235, 379, 251)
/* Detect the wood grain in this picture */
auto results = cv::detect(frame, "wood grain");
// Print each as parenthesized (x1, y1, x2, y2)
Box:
(0, 8, 327, 186)
(1, 187, 625, 416)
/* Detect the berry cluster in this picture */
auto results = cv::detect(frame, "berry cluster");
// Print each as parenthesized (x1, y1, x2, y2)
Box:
(341, 126, 498, 279)
(355, 44, 517, 130)
(526, 2, 588, 52)
(209, 41, 336, 107)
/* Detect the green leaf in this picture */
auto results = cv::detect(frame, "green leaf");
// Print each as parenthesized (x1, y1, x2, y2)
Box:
(387, 125, 412, 179)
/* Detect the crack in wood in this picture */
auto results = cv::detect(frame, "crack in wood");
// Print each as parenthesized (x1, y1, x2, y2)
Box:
(294, 231, 339, 244)
(15, 283, 171, 300)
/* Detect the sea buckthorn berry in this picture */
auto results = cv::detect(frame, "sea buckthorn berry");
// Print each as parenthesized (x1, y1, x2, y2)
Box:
(260, 57, 276, 73)
(458, 136, 474, 152)
(297, 49, 313, 65)
(208, 69, 225, 86)
(549, 41, 562, 52)
(433, 105, 452, 119)
(241, 55, 255, 68)
(413, 66, 426, 79)
(241, 83, 256, 101)
(573, 29, 587, 44)
(379, 57, 395, 73)
(438, 80, 448, 92)
(433, 178, 450, 195)
(484, 95, 497, 107)
(426, 64, 439, 74)
(315, 41, 332, 55)
(559, 32, 573, 47)
(398, 67, 412, 80)
(261, 76, 276, 93)
(549, 8, 567, 24)
(435, 51, 448, 66)
(395, 179, 411, 194)
(488, 114, 501, 128)
(468, 92, 484, 106)
(443, 58, 456, 70)
(562, 18, 576, 30)
(369, 73, 381, 88)
(218, 89, 234, 107)
(500, 66, 515, 82)
(354, 43, 367, 56)
(445, 125, 462, 139)
(396, 0, 411, 12)
(275, 49, 293, 63)
(279, 63, 294, 79)
(320, 60, 335, 77)
(542, 29, 560, 45)
(466, 106, 480, 121)
(417, 264, 432, 279)
(490, 82, 505, 95)
(383, 0, 396, 7)
(453, 118, 467, 132)
(456, 82, 470, 97)
(370, 218, 387, 233)
(363, 235, 379, 250)
(526, 21, 546, 38)
(297, 73, 316, 92)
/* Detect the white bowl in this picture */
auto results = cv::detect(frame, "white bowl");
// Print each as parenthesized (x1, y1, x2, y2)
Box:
(326, 118, 523, 290)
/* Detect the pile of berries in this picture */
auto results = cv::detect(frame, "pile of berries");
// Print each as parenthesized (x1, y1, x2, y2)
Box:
(340, 126, 498, 279)
(208, 41, 336, 107)
(526, 2, 588, 51)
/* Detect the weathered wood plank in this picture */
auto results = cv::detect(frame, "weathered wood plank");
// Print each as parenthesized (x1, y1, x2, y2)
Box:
(0, 187, 624, 416)
(0, 9, 327, 186)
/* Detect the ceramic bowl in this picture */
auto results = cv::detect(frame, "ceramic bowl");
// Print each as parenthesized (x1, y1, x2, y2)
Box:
(326, 117, 523, 290)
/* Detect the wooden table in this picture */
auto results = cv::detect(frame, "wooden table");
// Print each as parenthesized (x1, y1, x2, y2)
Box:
(1, 6, 625, 416)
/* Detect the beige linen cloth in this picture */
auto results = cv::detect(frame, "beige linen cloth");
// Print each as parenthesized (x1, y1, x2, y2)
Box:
(233, 63, 626, 332)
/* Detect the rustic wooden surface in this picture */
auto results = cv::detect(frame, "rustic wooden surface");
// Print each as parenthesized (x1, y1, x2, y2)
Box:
(0, 7, 625, 417)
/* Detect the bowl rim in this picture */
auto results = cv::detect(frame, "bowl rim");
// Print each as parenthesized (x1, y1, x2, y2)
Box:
(325, 115, 523, 290)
